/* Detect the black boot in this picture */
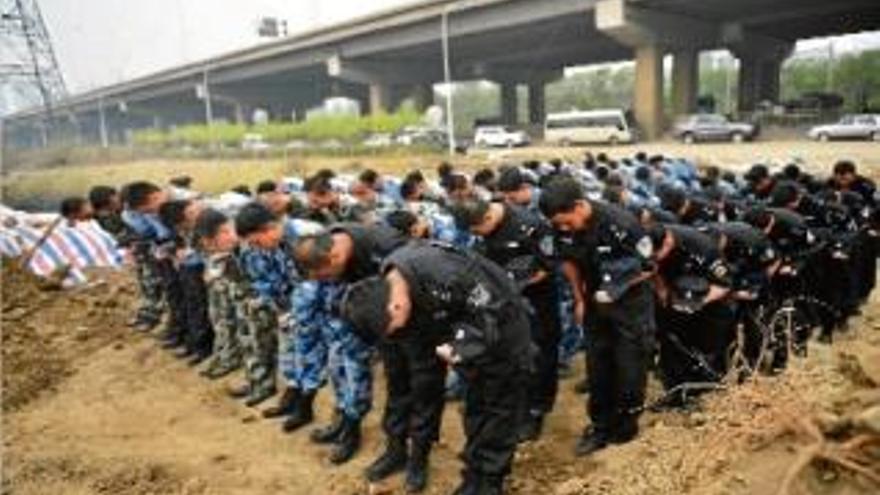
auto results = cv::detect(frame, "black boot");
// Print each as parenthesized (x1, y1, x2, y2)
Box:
(173, 347, 193, 359)
(517, 413, 544, 443)
(201, 363, 237, 380)
(329, 416, 361, 465)
(310, 409, 345, 444)
(281, 390, 315, 432)
(404, 444, 430, 493)
(187, 351, 210, 367)
(611, 416, 639, 445)
(365, 437, 408, 482)
(453, 471, 501, 495)
(262, 387, 299, 419)
(161, 337, 183, 350)
(244, 386, 276, 407)
(226, 383, 249, 399)
(574, 428, 609, 457)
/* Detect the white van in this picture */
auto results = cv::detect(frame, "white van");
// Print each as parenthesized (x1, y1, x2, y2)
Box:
(544, 109, 634, 145)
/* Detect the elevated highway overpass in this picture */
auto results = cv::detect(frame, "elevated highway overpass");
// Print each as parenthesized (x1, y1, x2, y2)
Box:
(3, 0, 879, 148)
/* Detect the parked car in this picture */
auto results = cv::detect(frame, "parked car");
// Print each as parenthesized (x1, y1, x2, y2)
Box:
(673, 114, 758, 144)
(473, 126, 529, 148)
(395, 126, 447, 148)
(363, 133, 394, 148)
(544, 109, 634, 145)
(241, 133, 271, 151)
(808, 114, 880, 142)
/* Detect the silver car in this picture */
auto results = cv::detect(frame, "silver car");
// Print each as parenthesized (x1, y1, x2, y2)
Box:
(808, 114, 880, 142)
(673, 114, 757, 144)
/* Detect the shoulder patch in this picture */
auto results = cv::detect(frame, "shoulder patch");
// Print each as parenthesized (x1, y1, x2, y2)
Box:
(539, 235, 556, 257)
(710, 260, 729, 280)
(636, 236, 653, 259)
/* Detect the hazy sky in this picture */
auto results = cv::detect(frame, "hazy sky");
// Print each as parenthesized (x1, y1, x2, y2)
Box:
(40, 0, 416, 93)
(32, 0, 880, 94)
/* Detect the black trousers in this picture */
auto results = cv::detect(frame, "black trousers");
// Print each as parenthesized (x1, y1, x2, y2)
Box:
(737, 298, 765, 370)
(461, 309, 530, 481)
(180, 262, 214, 355)
(657, 300, 736, 390)
(585, 282, 654, 438)
(524, 281, 561, 416)
(379, 335, 447, 450)
(160, 258, 187, 341)
(853, 230, 877, 302)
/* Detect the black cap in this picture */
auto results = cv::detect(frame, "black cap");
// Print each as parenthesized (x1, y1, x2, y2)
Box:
(497, 167, 526, 192)
(341, 276, 391, 343)
(385, 210, 419, 236)
(449, 199, 490, 230)
(170, 175, 193, 188)
(744, 164, 769, 184)
(769, 181, 801, 208)
(657, 185, 687, 214)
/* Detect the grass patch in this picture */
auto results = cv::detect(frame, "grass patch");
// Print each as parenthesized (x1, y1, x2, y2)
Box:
(2, 154, 484, 211)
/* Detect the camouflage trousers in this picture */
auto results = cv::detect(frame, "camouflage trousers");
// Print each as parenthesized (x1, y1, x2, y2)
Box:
(240, 302, 279, 397)
(284, 281, 373, 420)
(133, 255, 166, 326)
(205, 279, 244, 374)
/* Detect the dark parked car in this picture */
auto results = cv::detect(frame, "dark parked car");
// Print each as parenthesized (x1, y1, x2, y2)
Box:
(673, 114, 758, 144)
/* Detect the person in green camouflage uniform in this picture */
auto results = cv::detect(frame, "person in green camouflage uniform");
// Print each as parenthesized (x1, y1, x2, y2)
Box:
(202, 250, 246, 378)
(119, 182, 171, 332)
(194, 209, 248, 380)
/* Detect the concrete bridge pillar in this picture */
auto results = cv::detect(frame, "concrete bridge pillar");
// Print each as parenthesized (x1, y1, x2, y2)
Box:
(725, 24, 793, 113)
(369, 83, 393, 115)
(634, 44, 665, 140)
(411, 83, 434, 112)
(671, 48, 699, 117)
(528, 82, 546, 125)
(500, 81, 518, 126)
(737, 54, 784, 112)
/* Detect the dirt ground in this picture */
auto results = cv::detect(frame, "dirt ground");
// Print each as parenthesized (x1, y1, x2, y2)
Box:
(2, 258, 880, 494)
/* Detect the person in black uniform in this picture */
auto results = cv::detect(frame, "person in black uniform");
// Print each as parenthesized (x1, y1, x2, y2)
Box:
(650, 224, 735, 399)
(829, 160, 877, 207)
(450, 198, 560, 442)
(341, 242, 533, 495)
(742, 206, 827, 354)
(656, 185, 719, 226)
(539, 177, 656, 457)
(769, 180, 859, 335)
(294, 224, 449, 493)
(743, 164, 776, 202)
(700, 222, 780, 371)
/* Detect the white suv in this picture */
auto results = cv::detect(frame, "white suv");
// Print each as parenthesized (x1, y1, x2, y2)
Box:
(808, 114, 880, 142)
(473, 126, 529, 148)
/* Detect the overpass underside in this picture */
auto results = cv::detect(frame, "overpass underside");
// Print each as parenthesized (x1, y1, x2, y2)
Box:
(4, 0, 880, 148)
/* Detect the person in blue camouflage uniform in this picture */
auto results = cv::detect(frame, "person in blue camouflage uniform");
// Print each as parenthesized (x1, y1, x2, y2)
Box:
(279, 173, 376, 465)
(348, 169, 400, 224)
(235, 203, 311, 407)
(283, 278, 373, 464)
